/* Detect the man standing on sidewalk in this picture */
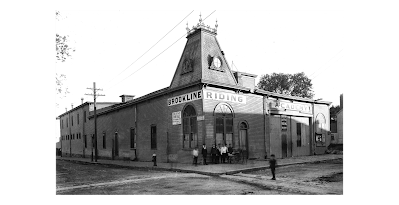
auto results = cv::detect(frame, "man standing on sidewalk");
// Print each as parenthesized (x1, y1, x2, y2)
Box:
(269, 154, 277, 180)
(193, 147, 199, 166)
(201, 144, 208, 165)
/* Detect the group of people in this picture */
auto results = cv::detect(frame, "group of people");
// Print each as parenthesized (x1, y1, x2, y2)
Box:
(193, 144, 277, 180)
(192, 143, 235, 166)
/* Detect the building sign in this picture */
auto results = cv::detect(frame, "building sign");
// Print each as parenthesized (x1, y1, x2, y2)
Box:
(203, 89, 246, 104)
(281, 115, 288, 131)
(197, 115, 204, 121)
(168, 90, 202, 106)
(172, 111, 181, 125)
(272, 101, 311, 114)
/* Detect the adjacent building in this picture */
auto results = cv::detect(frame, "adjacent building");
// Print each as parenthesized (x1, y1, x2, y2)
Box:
(57, 19, 332, 163)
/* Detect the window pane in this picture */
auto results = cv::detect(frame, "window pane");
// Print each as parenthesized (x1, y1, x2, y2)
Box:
(225, 133, 233, 147)
(226, 118, 233, 133)
(190, 117, 197, 133)
(183, 118, 189, 134)
(191, 133, 197, 148)
(184, 134, 190, 148)
(183, 105, 196, 117)
(216, 133, 224, 146)
(216, 117, 224, 133)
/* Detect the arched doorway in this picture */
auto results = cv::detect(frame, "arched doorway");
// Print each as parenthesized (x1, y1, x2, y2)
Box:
(183, 104, 197, 148)
(315, 114, 326, 147)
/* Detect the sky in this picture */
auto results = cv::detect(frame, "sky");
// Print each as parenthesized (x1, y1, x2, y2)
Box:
(54, 7, 345, 142)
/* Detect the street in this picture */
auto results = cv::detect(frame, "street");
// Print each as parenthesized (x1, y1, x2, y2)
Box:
(56, 159, 342, 195)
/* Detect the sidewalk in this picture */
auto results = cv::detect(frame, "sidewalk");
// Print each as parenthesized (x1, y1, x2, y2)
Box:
(56, 154, 343, 176)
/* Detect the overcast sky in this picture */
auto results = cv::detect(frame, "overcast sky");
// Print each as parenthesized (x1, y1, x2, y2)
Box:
(54, 6, 347, 141)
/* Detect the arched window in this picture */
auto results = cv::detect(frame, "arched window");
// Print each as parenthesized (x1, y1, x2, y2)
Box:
(214, 103, 234, 147)
(315, 113, 326, 146)
(183, 105, 197, 148)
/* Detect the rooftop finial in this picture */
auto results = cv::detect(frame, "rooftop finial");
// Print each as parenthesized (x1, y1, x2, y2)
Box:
(186, 22, 190, 33)
(199, 13, 202, 23)
(215, 19, 218, 29)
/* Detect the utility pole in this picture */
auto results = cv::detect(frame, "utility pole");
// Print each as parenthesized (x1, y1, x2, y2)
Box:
(85, 82, 105, 162)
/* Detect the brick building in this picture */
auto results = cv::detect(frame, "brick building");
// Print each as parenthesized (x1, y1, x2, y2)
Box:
(58, 19, 332, 163)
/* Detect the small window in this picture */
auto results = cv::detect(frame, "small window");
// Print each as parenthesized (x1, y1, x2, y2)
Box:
(66, 118, 68, 127)
(103, 132, 106, 149)
(151, 125, 157, 149)
(77, 113, 80, 125)
(84, 111, 87, 123)
(71, 115, 73, 126)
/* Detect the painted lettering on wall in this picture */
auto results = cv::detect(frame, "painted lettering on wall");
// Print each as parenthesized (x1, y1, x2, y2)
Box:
(168, 90, 203, 106)
(203, 89, 246, 104)
(272, 101, 311, 114)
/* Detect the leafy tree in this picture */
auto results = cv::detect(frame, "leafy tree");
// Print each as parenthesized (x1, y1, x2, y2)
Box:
(257, 72, 314, 98)
(56, 11, 74, 107)
(329, 105, 341, 121)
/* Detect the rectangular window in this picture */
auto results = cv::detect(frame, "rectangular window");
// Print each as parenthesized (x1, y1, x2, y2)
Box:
(297, 123, 302, 147)
(151, 125, 157, 149)
(84, 135, 87, 148)
(130, 128, 136, 148)
(84, 111, 87, 123)
(77, 113, 79, 124)
(71, 115, 73, 126)
(66, 118, 68, 127)
(103, 132, 106, 149)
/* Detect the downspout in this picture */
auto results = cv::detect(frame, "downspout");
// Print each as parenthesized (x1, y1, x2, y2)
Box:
(134, 105, 137, 160)
(69, 112, 72, 157)
(263, 95, 267, 159)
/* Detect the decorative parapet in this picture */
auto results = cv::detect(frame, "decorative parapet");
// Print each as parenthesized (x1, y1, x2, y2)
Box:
(186, 13, 218, 36)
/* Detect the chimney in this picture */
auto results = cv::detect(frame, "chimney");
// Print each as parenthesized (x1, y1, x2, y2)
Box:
(65, 108, 67, 112)
(120, 95, 135, 103)
(81, 98, 84, 104)
(232, 71, 257, 93)
(340, 94, 343, 109)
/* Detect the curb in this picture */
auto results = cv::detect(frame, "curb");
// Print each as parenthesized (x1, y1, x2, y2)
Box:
(57, 156, 342, 176)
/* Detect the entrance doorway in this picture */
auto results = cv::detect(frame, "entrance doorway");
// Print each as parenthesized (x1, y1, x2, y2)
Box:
(114, 132, 119, 157)
(239, 122, 248, 159)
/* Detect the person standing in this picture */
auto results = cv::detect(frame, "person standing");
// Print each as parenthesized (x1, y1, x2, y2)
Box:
(192, 147, 199, 166)
(269, 154, 277, 180)
(201, 144, 208, 165)
(216, 144, 221, 164)
(210, 144, 217, 164)
(227, 144, 233, 163)
(221, 144, 228, 163)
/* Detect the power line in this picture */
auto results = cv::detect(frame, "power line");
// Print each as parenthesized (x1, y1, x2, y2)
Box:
(311, 54, 344, 80)
(107, 10, 216, 90)
(309, 49, 343, 78)
(103, 10, 194, 88)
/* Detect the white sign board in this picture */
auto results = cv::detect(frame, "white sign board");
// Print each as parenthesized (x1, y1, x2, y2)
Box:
(167, 90, 202, 106)
(172, 111, 181, 125)
(203, 89, 246, 104)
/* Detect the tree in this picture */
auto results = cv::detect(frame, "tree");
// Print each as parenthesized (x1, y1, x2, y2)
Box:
(329, 105, 341, 121)
(56, 11, 74, 107)
(257, 72, 314, 98)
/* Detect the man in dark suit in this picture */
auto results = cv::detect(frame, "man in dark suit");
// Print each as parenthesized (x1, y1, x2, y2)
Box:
(210, 144, 217, 164)
(201, 144, 208, 165)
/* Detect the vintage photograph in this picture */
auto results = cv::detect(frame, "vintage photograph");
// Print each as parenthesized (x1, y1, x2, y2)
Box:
(55, 7, 344, 195)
